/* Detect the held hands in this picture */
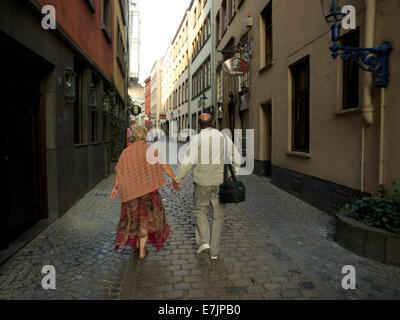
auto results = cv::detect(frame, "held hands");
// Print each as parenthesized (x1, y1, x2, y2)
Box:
(172, 180, 181, 191)
(110, 188, 118, 201)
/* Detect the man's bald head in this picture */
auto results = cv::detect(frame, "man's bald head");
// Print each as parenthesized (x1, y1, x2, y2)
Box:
(199, 113, 213, 129)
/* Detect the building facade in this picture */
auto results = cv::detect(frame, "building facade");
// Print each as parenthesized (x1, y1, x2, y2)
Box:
(188, 0, 215, 132)
(0, 0, 129, 250)
(156, 0, 215, 137)
(114, 0, 129, 110)
(150, 59, 163, 129)
(214, 0, 400, 214)
(128, 0, 141, 80)
(144, 76, 151, 130)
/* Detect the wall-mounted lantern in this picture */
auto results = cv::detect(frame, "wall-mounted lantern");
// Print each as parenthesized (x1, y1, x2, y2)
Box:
(64, 67, 76, 103)
(102, 92, 110, 114)
(320, 0, 393, 87)
(89, 83, 97, 110)
(200, 93, 208, 113)
(217, 101, 224, 119)
(132, 105, 141, 116)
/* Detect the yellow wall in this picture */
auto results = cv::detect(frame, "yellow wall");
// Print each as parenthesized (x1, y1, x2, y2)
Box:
(114, 0, 127, 102)
(215, 0, 400, 194)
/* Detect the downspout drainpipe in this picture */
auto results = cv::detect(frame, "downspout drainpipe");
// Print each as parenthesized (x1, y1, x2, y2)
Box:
(379, 87, 386, 185)
(361, 0, 376, 192)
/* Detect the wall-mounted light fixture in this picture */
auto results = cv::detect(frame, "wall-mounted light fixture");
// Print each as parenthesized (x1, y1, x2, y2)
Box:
(64, 67, 76, 103)
(217, 101, 224, 119)
(102, 92, 110, 114)
(320, 0, 393, 87)
(200, 93, 208, 113)
(89, 83, 97, 110)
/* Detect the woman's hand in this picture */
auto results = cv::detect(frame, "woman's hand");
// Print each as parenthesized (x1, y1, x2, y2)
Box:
(110, 188, 118, 201)
(172, 181, 181, 191)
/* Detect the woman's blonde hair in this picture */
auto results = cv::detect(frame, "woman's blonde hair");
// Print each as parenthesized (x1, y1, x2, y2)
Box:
(132, 125, 148, 142)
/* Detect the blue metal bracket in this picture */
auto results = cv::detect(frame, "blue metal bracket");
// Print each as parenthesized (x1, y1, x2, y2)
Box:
(329, 39, 393, 88)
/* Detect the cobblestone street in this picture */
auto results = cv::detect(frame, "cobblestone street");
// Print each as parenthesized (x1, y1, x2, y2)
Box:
(1, 168, 400, 300)
(0, 177, 129, 300)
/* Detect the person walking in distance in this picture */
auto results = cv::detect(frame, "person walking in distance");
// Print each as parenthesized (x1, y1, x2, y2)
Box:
(173, 113, 241, 260)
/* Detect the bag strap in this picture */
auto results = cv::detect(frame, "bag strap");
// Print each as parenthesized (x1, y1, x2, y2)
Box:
(222, 134, 237, 183)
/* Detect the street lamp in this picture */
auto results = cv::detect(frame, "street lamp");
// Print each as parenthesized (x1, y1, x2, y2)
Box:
(320, 0, 393, 87)
(200, 93, 208, 113)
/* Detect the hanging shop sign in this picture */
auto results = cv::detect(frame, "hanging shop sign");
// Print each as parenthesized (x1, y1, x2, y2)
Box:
(159, 114, 167, 120)
(222, 58, 250, 76)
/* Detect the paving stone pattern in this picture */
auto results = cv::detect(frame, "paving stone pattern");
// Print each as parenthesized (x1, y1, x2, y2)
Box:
(122, 168, 400, 300)
(1, 165, 400, 300)
(0, 177, 129, 300)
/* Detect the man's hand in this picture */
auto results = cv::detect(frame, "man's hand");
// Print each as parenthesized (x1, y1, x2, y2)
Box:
(110, 188, 118, 201)
(172, 181, 181, 191)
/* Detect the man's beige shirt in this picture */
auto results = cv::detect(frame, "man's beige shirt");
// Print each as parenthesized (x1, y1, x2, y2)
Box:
(175, 128, 242, 187)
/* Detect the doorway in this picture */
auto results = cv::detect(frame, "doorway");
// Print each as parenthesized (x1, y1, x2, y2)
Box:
(0, 33, 50, 249)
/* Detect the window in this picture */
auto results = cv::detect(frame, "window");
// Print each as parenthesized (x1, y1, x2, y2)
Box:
(117, 24, 126, 75)
(191, 57, 211, 99)
(217, 68, 223, 104)
(342, 29, 360, 109)
(102, 0, 112, 42)
(90, 74, 101, 143)
(216, 11, 220, 42)
(200, 66, 204, 92)
(222, 0, 227, 33)
(185, 79, 189, 102)
(91, 107, 98, 143)
(192, 14, 211, 62)
(230, 0, 236, 20)
(207, 15, 211, 37)
(103, 113, 108, 141)
(197, 0, 201, 17)
(85, 0, 96, 13)
(74, 60, 84, 145)
(261, 2, 273, 68)
(291, 57, 310, 153)
(207, 59, 211, 87)
(119, 0, 127, 25)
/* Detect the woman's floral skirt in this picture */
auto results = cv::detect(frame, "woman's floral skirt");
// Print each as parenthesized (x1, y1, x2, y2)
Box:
(114, 190, 170, 251)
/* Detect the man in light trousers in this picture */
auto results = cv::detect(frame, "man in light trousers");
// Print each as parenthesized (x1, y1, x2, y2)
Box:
(173, 113, 241, 260)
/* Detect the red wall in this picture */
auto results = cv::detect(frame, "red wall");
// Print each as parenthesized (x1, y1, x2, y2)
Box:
(38, 0, 114, 79)
(144, 77, 151, 116)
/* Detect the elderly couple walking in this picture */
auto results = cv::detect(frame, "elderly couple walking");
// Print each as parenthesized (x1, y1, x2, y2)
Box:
(111, 114, 241, 260)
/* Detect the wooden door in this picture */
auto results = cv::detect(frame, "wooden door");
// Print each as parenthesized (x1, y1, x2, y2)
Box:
(0, 34, 50, 248)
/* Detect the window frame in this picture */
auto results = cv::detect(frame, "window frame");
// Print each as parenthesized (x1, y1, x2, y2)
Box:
(291, 56, 310, 154)
(102, 0, 112, 43)
(341, 29, 360, 110)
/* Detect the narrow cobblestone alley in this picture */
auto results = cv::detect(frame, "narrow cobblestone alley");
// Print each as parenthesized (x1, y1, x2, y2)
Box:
(1, 169, 400, 300)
